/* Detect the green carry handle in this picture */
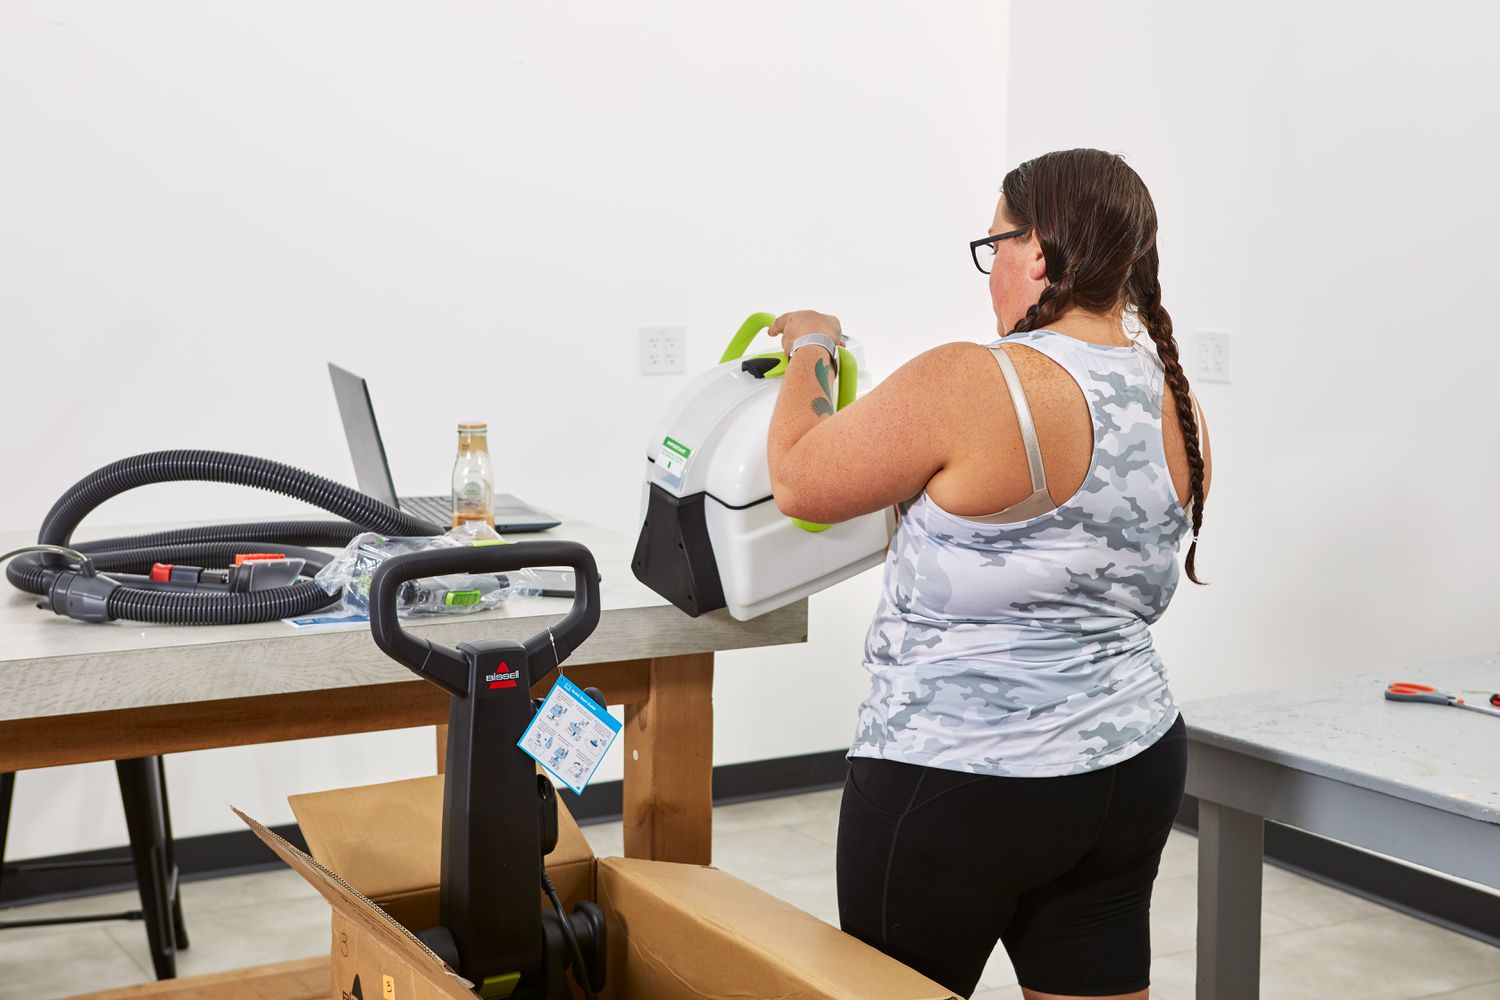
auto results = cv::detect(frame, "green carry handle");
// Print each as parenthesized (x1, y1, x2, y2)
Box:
(721, 313, 858, 532)
(720, 312, 859, 412)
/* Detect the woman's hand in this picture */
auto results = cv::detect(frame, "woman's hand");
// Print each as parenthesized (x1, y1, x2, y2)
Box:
(769, 310, 845, 357)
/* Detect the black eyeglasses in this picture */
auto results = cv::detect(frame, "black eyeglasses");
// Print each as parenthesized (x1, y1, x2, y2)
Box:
(970, 226, 1031, 274)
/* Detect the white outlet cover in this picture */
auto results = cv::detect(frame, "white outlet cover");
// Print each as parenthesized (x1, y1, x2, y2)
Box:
(640, 325, 686, 375)
(1197, 330, 1231, 383)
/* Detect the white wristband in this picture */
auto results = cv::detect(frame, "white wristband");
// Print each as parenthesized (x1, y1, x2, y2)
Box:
(790, 333, 840, 377)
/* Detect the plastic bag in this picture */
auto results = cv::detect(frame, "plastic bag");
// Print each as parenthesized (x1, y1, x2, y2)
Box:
(314, 521, 542, 617)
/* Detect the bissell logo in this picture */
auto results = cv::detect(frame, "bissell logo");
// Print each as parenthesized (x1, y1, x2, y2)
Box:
(486, 662, 520, 689)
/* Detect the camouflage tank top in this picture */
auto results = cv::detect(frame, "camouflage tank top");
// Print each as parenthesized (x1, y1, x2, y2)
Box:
(849, 328, 1192, 777)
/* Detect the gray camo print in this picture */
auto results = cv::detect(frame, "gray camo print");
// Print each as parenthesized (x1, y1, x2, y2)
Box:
(849, 329, 1192, 777)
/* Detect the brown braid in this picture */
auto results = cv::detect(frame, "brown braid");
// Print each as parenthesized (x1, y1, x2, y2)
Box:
(1132, 245, 1207, 583)
(1002, 149, 1207, 584)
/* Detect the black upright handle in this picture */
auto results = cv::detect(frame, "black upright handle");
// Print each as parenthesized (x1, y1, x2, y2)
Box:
(368, 542, 601, 693)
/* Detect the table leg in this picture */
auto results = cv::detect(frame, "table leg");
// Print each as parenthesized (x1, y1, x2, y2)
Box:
(1196, 799, 1264, 999)
(622, 653, 713, 864)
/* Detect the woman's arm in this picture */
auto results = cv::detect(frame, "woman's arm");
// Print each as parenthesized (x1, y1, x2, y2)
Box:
(767, 311, 972, 524)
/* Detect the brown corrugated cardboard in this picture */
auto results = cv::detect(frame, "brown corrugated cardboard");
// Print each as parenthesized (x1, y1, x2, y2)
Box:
(290, 776, 592, 931)
(595, 857, 957, 1000)
(256, 777, 958, 1000)
(233, 808, 475, 1000)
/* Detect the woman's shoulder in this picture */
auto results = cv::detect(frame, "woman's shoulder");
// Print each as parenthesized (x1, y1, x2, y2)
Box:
(883, 340, 995, 389)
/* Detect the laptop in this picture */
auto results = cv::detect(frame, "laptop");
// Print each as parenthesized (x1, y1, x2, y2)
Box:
(328, 363, 561, 533)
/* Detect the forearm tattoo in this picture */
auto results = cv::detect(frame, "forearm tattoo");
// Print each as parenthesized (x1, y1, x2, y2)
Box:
(811, 356, 835, 417)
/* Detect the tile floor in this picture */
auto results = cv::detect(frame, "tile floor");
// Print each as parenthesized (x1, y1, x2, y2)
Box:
(1, 789, 1497, 999)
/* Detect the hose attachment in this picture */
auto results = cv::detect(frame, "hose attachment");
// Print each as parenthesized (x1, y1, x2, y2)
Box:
(5, 450, 445, 625)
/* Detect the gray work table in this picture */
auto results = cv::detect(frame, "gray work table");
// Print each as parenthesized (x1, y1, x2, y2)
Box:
(1184, 653, 1500, 999)
(0, 517, 807, 864)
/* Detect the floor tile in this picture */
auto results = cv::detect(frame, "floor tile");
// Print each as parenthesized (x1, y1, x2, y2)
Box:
(787, 807, 841, 848)
(576, 819, 623, 859)
(0, 925, 148, 1000)
(102, 891, 331, 982)
(976, 945, 1018, 989)
(1149, 872, 1302, 958)
(177, 867, 320, 914)
(711, 788, 843, 836)
(1414, 983, 1500, 999)
(1156, 828, 1199, 880)
(0, 888, 143, 945)
(710, 824, 835, 885)
(1150, 910, 1500, 1000)
(970, 987, 1019, 1000)
(1261, 862, 1396, 928)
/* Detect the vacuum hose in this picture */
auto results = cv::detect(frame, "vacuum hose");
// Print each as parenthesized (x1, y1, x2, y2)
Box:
(5, 450, 443, 625)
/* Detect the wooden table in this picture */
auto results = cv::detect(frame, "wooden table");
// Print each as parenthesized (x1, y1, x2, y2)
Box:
(1183, 654, 1500, 999)
(1, 516, 805, 976)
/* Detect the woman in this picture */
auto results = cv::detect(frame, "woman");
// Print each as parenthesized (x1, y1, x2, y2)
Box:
(766, 148, 1211, 1000)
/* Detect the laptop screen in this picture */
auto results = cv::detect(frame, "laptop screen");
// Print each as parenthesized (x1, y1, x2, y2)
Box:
(328, 363, 401, 508)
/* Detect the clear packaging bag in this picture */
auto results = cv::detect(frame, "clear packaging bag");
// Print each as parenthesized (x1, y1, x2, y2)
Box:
(314, 521, 542, 617)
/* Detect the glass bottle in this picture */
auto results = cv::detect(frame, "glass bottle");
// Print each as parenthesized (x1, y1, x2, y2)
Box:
(451, 422, 494, 528)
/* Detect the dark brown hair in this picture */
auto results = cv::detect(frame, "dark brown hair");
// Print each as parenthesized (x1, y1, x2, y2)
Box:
(1002, 149, 1207, 583)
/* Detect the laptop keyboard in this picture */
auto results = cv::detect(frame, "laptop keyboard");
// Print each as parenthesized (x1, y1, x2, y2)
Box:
(402, 495, 453, 525)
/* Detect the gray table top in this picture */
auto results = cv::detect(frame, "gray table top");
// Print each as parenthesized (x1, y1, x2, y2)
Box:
(1182, 653, 1500, 825)
(0, 517, 807, 722)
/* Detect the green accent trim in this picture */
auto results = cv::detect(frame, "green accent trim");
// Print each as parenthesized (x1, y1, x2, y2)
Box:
(478, 972, 521, 998)
(787, 347, 859, 533)
(718, 312, 777, 364)
(444, 589, 483, 606)
(472, 538, 506, 547)
(836, 347, 858, 410)
(748, 351, 788, 377)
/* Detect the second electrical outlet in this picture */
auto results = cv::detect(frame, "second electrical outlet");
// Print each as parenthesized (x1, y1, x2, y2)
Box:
(640, 325, 686, 375)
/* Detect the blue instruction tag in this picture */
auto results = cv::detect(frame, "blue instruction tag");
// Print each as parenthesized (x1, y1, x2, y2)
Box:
(517, 674, 622, 794)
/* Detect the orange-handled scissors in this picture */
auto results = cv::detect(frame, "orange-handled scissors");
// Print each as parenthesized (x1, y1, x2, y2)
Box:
(1385, 682, 1500, 718)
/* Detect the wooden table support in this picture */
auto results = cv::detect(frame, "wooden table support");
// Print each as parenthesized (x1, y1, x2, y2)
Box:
(623, 653, 714, 865)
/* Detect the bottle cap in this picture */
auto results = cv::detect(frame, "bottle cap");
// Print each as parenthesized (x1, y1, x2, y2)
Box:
(457, 422, 488, 433)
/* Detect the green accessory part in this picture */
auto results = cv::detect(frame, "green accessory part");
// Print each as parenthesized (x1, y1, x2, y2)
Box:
(718, 312, 778, 364)
(478, 971, 521, 998)
(720, 313, 864, 533)
(444, 589, 483, 606)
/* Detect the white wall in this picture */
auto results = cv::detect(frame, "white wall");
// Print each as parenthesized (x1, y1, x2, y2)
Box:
(1007, 0, 1500, 705)
(0, 3, 1009, 859)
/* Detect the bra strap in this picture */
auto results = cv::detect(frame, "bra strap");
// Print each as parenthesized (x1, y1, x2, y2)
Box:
(988, 347, 1048, 497)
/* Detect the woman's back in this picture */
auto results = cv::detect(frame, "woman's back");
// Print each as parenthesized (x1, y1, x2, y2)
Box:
(851, 327, 1197, 777)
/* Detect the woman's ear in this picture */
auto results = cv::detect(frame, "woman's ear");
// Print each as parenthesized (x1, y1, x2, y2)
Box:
(1026, 234, 1048, 284)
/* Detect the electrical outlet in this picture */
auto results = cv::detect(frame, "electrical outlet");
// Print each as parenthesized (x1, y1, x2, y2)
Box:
(640, 325, 686, 375)
(1197, 330, 1231, 383)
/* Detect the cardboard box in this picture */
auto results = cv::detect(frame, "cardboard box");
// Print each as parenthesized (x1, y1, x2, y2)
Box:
(260, 775, 956, 1000)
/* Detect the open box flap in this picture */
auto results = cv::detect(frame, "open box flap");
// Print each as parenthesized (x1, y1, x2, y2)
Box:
(233, 807, 477, 998)
(289, 774, 593, 903)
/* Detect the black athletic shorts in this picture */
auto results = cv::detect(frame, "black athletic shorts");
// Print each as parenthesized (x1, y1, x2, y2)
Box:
(836, 713, 1187, 998)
